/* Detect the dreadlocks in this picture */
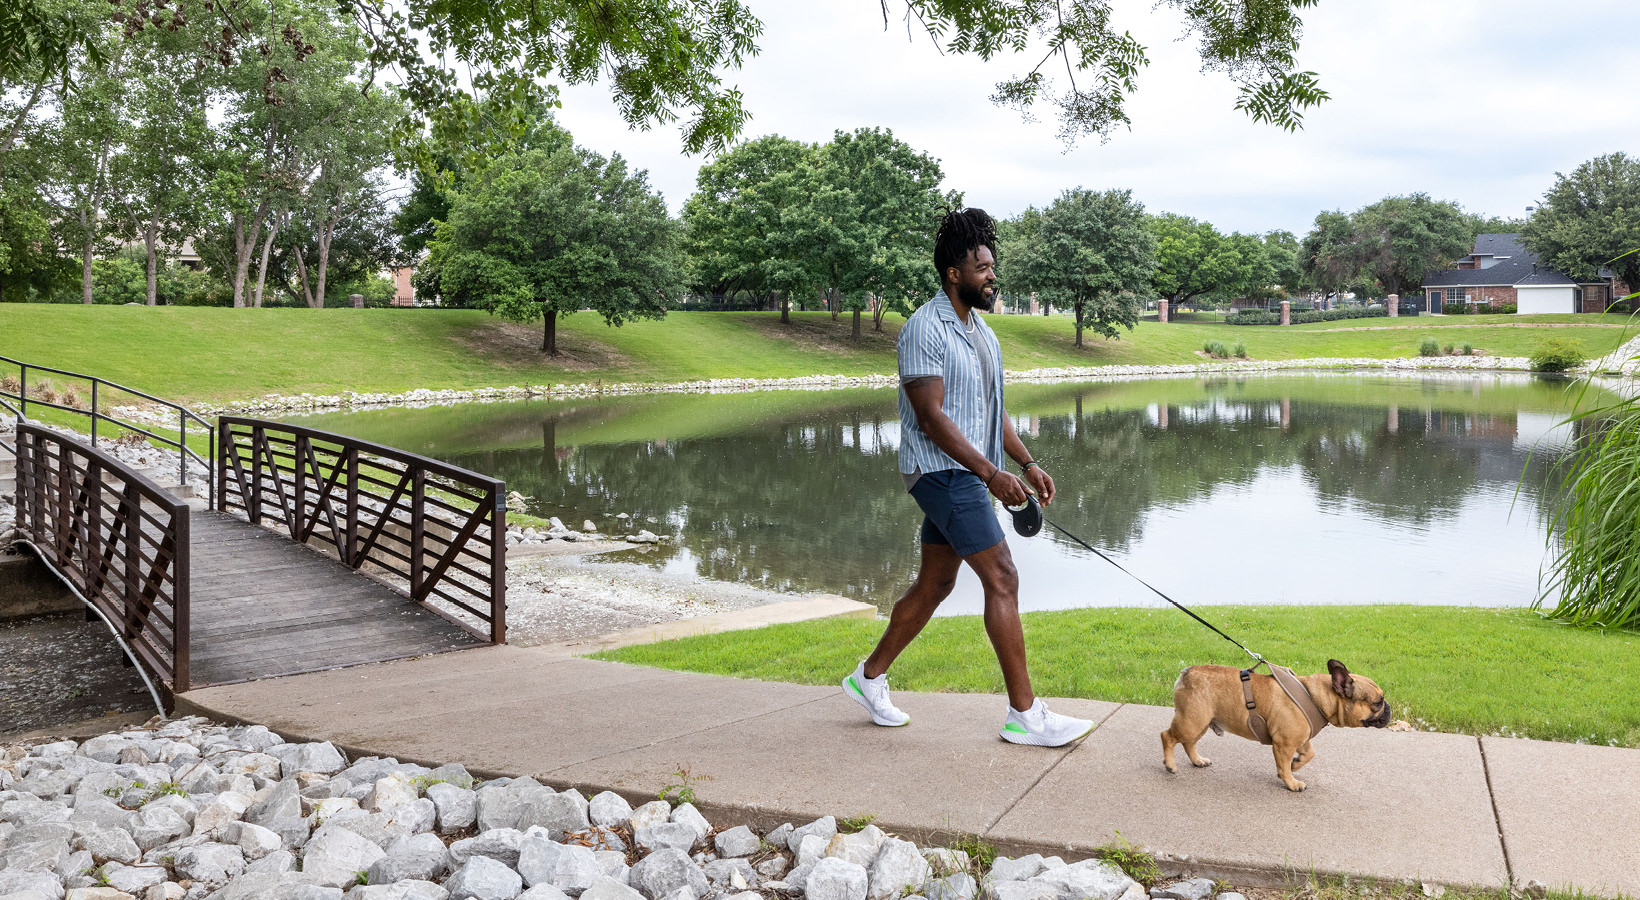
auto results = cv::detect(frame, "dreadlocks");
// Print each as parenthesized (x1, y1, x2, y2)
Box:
(933, 206, 997, 282)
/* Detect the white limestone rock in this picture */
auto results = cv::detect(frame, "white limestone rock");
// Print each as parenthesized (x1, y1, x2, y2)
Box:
(626, 849, 708, 900)
(301, 826, 388, 889)
(926, 874, 978, 900)
(806, 858, 869, 900)
(130, 807, 190, 853)
(270, 745, 348, 780)
(711, 826, 760, 859)
(425, 785, 477, 834)
(1150, 881, 1214, 900)
(347, 882, 450, 900)
(867, 839, 929, 900)
(787, 817, 836, 852)
(1031, 860, 1136, 900)
(102, 862, 167, 894)
(624, 802, 670, 835)
(444, 856, 523, 900)
(368, 776, 420, 814)
(516, 793, 587, 840)
(633, 824, 696, 854)
(448, 829, 525, 869)
(194, 793, 252, 838)
(585, 794, 631, 831)
(666, 805, 708, 844)
(579, 876, 643, 900)
(517, 837, 598, 895)
(77, 827, 141, 866)
(761, 825, 793, 851)
(989, 882, 1057, 900)
(988, 857, 1046, 884)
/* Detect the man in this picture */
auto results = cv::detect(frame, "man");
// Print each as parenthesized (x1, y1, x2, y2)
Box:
(842, 206, 1094, 748)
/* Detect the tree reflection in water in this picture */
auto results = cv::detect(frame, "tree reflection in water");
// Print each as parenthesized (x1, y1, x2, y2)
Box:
(290, 374, 1601, 612)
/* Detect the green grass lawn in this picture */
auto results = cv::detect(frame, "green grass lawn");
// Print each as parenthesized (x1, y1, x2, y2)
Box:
(1, 305, 1634, 405)
(596, 605, 1640, 748)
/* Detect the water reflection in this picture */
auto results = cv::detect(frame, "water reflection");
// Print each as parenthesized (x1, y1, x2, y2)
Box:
(288, 373, 1608, 614)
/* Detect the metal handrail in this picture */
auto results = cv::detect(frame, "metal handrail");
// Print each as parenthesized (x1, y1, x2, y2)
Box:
(0, 356, 213, 505)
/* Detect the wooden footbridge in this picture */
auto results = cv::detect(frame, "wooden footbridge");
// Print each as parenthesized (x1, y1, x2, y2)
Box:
(3, 387, 506, 704)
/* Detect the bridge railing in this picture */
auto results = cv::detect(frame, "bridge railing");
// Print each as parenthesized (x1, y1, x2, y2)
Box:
(216, 417, 506, 643)
(13, 422, 191, 693)
(0, 355, 214, 504)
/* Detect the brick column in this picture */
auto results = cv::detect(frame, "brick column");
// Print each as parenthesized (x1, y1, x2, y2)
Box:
(1387, 293, 1399, 318)
(1280, 300, 1291, 326)
(1157, 299, 1169, 323)
(350, 293, 365, 308)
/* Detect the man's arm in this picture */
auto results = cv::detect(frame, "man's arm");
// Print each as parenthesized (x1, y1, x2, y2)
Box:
(904, 377, 1031, 506)
(1002, 407, 1055, 505)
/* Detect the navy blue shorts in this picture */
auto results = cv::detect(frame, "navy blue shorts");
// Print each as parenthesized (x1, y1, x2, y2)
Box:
(910, 469, 1006, 557)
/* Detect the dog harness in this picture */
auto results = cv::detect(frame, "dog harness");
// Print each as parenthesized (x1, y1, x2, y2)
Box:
(1240, 664, 1329, 745)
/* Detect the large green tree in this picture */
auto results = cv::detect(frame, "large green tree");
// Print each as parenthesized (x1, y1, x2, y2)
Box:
(681, 135, 826, 321)
(1147, 213, 1265, 310)
(1300, 209, 1355, 298)
(420, 144, 681, 354)
(1008, 188, 1156, 347)
(1522, 152, 1640, 299)
(1262, 229, 1303, 297)
(1347, 193, 1471, 298)
(8, 0, 1328, 162)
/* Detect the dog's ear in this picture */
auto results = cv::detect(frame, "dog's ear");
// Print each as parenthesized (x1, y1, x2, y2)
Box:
(1328, 659, 1354, 698)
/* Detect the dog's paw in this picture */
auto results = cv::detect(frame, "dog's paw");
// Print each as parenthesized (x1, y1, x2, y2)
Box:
(1163, 762, 1177, 774)
(1283, 779, 1306, 792)
(1191, 756, 1212, 768)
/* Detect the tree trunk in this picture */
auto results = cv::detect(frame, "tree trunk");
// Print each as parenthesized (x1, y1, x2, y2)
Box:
(780, 293, 789, 324)
(143, 214, 160, 305)
(851, 308, 861, 340)
(253, 217, 280, 308)
(0, 74, 46, 157)
(81, 237, 95, 304)
(1074, 303, 1084, 348)
(293, 245, 315, 308)
(313, 215, 336, 309)
(829, 289, 839, 321)
(542, 308, 559, 355)
(230, 207, 267, 308)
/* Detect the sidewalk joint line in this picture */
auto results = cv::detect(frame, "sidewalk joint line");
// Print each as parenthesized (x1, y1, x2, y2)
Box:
(1476, 735, 1514, 888)
(982, 702, 1128, 835)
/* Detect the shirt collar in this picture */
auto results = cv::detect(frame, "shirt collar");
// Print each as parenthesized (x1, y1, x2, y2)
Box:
(930, 291, 980, 330)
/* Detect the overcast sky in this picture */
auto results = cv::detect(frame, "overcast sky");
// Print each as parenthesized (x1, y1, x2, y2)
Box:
(549, 0, 1639, 238)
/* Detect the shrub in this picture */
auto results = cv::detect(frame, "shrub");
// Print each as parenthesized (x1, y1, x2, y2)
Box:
(1418, 337, 1441, 357)
(1530, 338, 1586, 373)
(1461, 342, 1474, 356)
(1225, 306, 1388, 326)
(1442, 303, 1468, 315)
(1500, 304, 1518, 314)
(1203, 340, 1230, 358)
(1444, 343, 1455, 355)
(1233, 342, 1247, 358)
(1225, 309, 1280, 325)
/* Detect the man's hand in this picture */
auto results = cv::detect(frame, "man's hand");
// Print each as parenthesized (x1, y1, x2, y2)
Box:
(1024, 464, 1055, 506)
(987, 469, 1030, 507)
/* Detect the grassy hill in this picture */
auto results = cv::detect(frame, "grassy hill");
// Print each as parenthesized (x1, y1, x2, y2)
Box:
(1, 304, 1633, 404)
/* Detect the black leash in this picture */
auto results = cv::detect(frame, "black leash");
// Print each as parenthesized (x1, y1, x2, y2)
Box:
(1010, 495, 1266, 668)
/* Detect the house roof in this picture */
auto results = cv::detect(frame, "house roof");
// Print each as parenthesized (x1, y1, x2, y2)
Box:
(1422, 233, 1600, 288)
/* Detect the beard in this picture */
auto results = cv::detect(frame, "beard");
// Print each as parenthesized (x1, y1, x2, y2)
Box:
(958, 281, 994, 311)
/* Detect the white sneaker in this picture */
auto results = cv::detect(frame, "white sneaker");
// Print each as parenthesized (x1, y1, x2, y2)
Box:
(843, 661, 909, 726)
(1000, 698, 1094, 747)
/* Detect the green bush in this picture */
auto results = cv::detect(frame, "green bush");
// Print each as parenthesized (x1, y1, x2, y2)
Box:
(1442, 303, 1468, 315)
(1499, 304, 1518, 314)
(1233, 342, 1247, 358)
(1418, 337, 1441, 356)
(1530, 339, 1586, 373)
(1443, 343, 1455, 355)
(1225, 306, 1388, 326)
(1461, 342, 1474, 356)
(1202, 340, 1230, 358)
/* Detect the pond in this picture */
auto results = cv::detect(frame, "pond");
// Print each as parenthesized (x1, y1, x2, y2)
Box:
(285, 372, 1612, 616)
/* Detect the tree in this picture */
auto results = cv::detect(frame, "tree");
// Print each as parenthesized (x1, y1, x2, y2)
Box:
(1262, 229, 1303, 297)
(420, 144, 681, 355)
(1347, 193, 1471, 298)
(1009, 188, 1155, 347)
(6, 0, 1327, 163)
(1147, 213, 1264, 310)
(1522, 152, 1640, 299)
(818, 127, 948, 338)
(40, 34, 129, 304)
(1301, 209, 1355, 298)
(681, 135, 826, 322)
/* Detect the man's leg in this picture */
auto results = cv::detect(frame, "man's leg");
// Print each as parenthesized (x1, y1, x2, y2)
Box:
(963, 540, 1035, 712)
(863, 541, 963, 679)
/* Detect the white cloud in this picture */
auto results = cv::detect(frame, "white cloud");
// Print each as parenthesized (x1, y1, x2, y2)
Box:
(550, 0, 1640, 236)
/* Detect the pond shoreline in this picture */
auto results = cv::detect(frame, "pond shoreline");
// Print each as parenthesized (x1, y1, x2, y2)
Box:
(169, 347, 1640, 421)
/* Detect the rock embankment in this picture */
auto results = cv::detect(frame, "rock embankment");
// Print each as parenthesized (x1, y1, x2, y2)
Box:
(0, 717, 1246, 900)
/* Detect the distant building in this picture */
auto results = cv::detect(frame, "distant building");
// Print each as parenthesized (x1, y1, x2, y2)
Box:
(1421, 234, 1619, 314)
(392, 268, 415, 307)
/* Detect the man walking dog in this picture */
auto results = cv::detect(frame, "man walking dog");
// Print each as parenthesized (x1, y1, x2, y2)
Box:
(843, 206, 1094, 748)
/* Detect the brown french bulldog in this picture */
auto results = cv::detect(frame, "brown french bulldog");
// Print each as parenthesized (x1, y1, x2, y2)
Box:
(1160, 659, 1391, 792)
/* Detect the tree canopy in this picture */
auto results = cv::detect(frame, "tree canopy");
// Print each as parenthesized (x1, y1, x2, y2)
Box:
(1006, 188, 1156, 346)
(1522, 152, 1640, 298)
(1147, 213, 1268, 308)
(1300, 194, 1471, 299)
(418, 144, 682, 354)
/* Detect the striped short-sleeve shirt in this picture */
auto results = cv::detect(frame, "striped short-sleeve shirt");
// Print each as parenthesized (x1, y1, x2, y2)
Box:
(897, 292, 1006, 481)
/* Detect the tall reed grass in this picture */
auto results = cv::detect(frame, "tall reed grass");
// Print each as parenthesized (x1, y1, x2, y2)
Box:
(1537, 400, 1640, 629)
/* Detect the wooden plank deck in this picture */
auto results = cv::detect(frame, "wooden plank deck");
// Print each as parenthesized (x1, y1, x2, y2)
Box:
(188, 510, 482, 687)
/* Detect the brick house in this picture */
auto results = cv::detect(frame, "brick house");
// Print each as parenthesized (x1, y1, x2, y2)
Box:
(1421, 234, 1616, 314)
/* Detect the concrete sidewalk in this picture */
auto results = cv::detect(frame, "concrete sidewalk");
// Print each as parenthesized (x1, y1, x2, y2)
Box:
(176, 644, 1639, 899)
